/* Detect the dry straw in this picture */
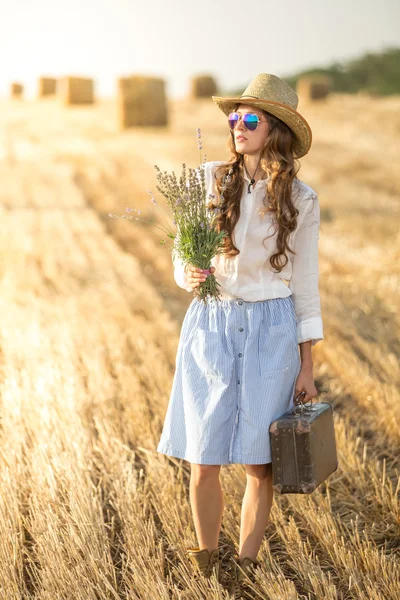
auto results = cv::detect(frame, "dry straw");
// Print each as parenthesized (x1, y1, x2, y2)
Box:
(190, 75, 218, 98)
(117, 75, 168, 129)
(0, 74, 398, 600)
(59, 76, 94, 105)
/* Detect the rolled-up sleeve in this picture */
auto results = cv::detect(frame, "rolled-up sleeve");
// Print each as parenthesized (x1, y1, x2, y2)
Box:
(289, 191, 324, 346)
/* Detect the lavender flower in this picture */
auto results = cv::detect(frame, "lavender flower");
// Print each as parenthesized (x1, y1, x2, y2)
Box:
(109, 128, 228, 303)
(147, 190, 158, 205)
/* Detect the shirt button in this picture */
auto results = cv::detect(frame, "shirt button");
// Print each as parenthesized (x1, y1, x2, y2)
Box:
(238, 300, 243, 305)
(238, 353, 243, 357)
(237, 379, 240, 384)
(239, 327, 244, 332)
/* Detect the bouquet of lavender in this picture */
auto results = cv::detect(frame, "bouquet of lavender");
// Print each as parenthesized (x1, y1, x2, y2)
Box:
(109, 129, 228, 303)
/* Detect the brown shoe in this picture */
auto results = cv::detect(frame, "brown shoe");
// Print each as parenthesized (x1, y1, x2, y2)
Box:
(228, 555, 260, 599)
(186, 546, 221, 582)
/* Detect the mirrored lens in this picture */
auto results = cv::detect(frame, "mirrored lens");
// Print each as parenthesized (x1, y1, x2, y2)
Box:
(243, 113, 259, 131)
(228, 112, 239, 129)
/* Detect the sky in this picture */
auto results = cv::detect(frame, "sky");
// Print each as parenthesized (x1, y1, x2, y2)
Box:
(0, 0, 399, 99)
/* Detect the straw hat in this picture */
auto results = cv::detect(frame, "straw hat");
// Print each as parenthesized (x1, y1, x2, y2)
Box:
(212, 73, 312, 158)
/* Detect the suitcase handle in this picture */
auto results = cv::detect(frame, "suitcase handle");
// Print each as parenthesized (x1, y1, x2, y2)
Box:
(293, 390, 313, 414)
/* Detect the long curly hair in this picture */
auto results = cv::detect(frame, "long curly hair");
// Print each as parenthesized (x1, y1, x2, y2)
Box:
(207, 104, 304, 273)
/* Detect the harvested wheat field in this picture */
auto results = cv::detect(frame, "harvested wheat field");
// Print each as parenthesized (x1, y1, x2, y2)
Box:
(0, 92, 399, 600)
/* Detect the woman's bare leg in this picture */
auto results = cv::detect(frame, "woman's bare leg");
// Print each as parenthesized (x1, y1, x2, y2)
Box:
(189, 464, 224, 550)
(239, 463, 273, 560)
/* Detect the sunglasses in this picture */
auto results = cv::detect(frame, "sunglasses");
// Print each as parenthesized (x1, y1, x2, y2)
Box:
(228, 111, 268, 131)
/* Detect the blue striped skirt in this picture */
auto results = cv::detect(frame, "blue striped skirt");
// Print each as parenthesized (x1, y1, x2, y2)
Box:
(157, 295, 301, 465)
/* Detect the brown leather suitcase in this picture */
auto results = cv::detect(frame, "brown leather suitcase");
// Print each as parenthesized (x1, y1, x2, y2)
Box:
(269, 391, 338, 494)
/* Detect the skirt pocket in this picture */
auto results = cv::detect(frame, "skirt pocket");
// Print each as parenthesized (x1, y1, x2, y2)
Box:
(182, 328, 234, 411)
(190, 329, 230, 379)
(258, 320, 296, 377)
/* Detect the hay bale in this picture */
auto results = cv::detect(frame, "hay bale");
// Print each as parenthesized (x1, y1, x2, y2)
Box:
(117, 75, 168, 129)
(11, 83, 23, 98)
(190, 75, 218, 98)
(58, 76, 94, 105)
(38, 77, 57, 97)
(297, 75, 333, 101)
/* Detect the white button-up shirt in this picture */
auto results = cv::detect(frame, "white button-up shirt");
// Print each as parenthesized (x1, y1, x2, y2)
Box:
(173, 160, 324, 347)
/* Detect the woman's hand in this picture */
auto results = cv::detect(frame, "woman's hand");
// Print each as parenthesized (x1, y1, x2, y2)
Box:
(184, 264, 216, 290)
(294, 364, 318, 404)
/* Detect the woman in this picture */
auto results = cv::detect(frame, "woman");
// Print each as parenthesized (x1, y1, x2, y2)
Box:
(157, 73, 324, 597)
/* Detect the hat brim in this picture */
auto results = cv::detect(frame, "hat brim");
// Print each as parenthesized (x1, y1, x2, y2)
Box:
(211, 96, 312, 158)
